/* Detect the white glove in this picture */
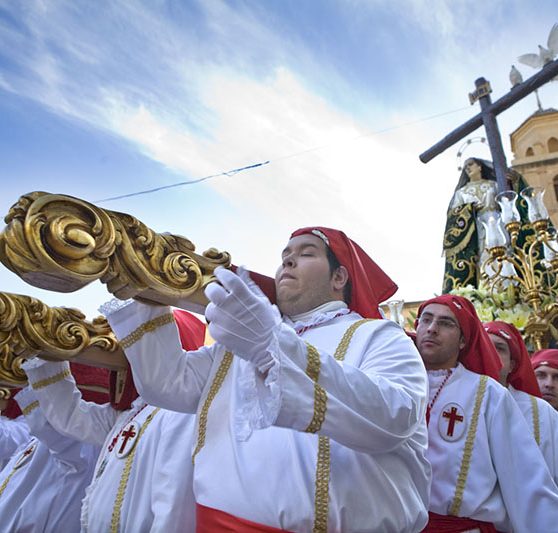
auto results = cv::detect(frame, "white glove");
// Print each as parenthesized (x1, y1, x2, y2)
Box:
(205, 268, 281, 365)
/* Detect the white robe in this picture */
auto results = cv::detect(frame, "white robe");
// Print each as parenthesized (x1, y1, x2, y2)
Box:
(0, 415, 30, 469)
(427, 364, 558, 532)
(107, 300, 431, 532)
(509, 385, 558, 485)
(0, 387, 98, 532)
(24, 360, 196, 533)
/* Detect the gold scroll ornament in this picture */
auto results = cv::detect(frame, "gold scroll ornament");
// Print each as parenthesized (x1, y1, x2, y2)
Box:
(0, 192, 231, 314)
(0, 290, 124, 387)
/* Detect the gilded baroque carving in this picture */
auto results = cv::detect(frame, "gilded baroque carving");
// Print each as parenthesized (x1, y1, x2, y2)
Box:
(0, 192, 231, 311)
(0, 291, 122, 386)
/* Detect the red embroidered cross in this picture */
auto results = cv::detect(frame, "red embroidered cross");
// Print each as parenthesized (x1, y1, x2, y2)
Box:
(22, 447, 34, 458)
(118, 424, 137, 454)
(442, 407, 464, 437)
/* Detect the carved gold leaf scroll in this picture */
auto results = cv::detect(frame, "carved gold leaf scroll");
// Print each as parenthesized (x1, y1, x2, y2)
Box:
(0, 192, 231, 313)
(0, 291, 124, 387)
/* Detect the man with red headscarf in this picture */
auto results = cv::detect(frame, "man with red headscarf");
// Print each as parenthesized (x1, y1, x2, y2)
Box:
(24, 309, 205, 533)
(531, 349, 558, 410)
(415, 295, 558, 532)
(485, 321, 558, 484)
(106, 227, 430, 532)
(0, 362, 109, 531)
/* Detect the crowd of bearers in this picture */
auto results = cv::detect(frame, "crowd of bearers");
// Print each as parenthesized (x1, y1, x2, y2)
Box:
(21, 310, 205, 533)
(2, 224, 558, 532)
(414, 294, 558, 532)
(485, 320, 558, 484)
(0, 364, 108, 531)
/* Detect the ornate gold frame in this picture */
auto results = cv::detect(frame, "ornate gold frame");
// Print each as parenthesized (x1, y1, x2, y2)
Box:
(0, 191, 231, 313)
(0, 291, 125, 387)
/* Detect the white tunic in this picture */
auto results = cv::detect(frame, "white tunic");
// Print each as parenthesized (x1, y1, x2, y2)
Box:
(0, 415, 30, 469)
(108, 300, 431, 532)
(24, 360, 196, 533)
(427, 364, 558, 532)
(509, 385, 558, 485)
(0, 387, 98, 532)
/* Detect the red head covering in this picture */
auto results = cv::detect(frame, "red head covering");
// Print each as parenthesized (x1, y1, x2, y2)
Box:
(70, 362, 110, 404)
(231, 265, 277, 304)
(290, 227, 397, 319)
(2, 362, 109, 419)
(531, 349, 558, 371)
(416, 294, 502, 381)
(484, 321, 541, 397)
(110, 309, 207, 410)
(2, 389, 22, 419)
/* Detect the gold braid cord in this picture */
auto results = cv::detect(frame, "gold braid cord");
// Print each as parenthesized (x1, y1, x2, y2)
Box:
(307, 318, 374, 533)
(21, 400, 39, 416)
(0, 291, 122, 386)
(120, 313, 175, 350)
(191, 351, 234, 464)
(0, 192, 231, 313)
(530, 395, 541, 446)
(449, 375, 488, 516)
(110, 408, 161, 533)
(0, 470, 18, 499)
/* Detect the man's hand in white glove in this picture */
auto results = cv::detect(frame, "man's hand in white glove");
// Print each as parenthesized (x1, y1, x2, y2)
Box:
(205, 268, 281, 366)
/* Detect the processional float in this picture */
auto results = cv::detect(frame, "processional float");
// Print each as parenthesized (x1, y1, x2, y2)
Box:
(0, 190, 239, 392)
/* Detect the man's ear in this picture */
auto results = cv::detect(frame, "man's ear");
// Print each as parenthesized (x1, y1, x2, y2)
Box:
(332, 265, 350, 292)
(459, 335, 466, 351)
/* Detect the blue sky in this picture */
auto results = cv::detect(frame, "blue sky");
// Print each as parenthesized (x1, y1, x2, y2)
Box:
(0, 0, 557, 318)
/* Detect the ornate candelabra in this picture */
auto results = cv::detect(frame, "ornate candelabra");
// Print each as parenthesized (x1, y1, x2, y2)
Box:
(481, 186, 558, 350)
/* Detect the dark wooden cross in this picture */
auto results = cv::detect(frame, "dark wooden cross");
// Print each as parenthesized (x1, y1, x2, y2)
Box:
(420, 59, 558, 193)
(442, 406, 464, 437)
(118, 424, 137, 454)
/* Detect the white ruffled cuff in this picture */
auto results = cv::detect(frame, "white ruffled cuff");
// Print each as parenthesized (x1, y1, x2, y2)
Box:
(23, 359, 70, 387)
(100, 298, 171, 340)
(98, 297, 135, 318)
(234, 331, 282, 441)
(21, 357, 50, 371)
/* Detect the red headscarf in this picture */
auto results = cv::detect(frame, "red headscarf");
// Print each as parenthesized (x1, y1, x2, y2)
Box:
(531, 349, 558, 371)
(2, 362, 109, 419)
(70, 362, 110, 404)
(290, 227, 397, 319)
(2, 389, 22, 419)
(230, 265, 277, 304)
(110, 308, 207, 410)
(484, 321, 541, 397)
(416, 294, 502, 381)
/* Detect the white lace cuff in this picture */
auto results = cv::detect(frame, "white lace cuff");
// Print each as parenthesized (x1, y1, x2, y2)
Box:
(23, 360, 70, 388)
(21, 357, 49, 370)
(234, 331, 282, 441)
(101, 298, 172, 343)
(98, 298, 135, 318)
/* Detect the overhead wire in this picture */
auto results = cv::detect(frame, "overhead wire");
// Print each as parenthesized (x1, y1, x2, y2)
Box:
(95, 104, 471, 203)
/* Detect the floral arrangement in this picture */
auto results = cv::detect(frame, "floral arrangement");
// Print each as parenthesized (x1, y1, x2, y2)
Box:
(449, 284, 532, 330)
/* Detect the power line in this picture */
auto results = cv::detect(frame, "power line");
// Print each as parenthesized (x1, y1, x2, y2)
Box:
(95, 161, 270, 202)
(96, 104, 471, 203)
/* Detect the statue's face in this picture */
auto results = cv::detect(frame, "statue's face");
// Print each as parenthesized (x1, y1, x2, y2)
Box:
(464, 159, 482, 182)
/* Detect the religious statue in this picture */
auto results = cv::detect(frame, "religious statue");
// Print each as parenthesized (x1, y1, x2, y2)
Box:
(442, 157, 530, 293)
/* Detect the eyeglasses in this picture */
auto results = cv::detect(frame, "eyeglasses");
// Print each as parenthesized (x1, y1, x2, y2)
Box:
(417, 315, 460, 331)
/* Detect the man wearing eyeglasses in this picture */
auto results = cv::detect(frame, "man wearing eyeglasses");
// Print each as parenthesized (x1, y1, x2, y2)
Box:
(415, 294, 558, 533)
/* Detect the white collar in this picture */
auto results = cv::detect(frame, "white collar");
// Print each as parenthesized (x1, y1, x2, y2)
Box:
(284, 301, 349, 331)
